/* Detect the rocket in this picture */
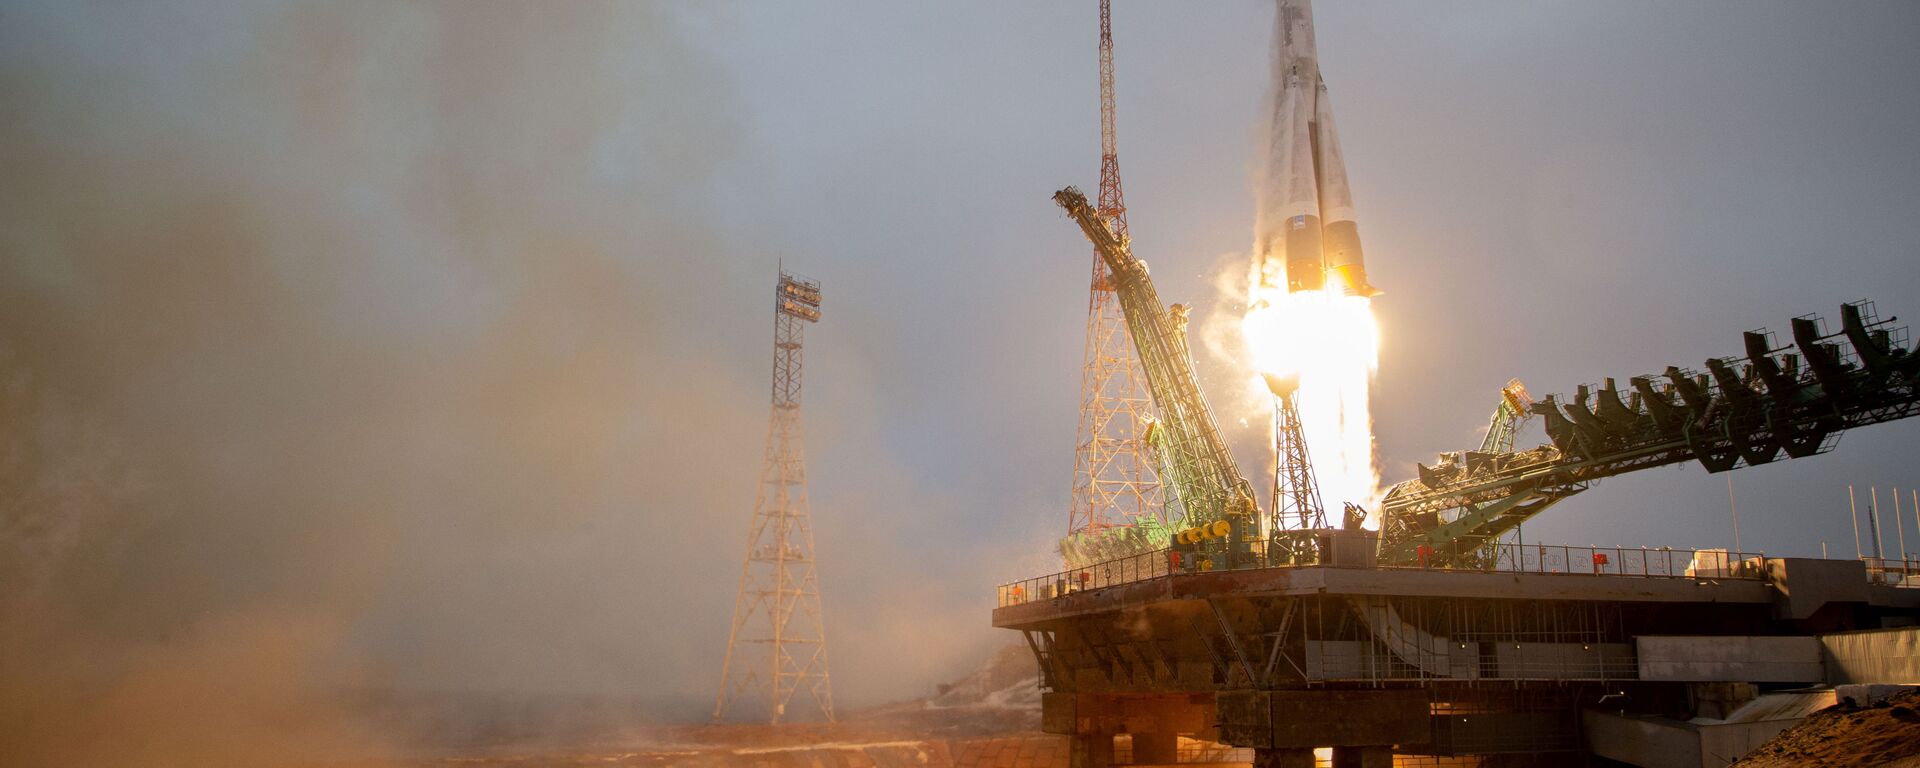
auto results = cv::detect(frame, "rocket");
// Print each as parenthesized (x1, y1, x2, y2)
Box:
(1256, 0, 1379, 297)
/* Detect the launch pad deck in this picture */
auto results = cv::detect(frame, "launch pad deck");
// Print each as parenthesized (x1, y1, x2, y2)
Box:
(993, 553, 1920, 765)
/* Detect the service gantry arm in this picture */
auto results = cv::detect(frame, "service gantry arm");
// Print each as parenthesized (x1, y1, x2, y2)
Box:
(1377, 378, 1547, 564)
(1379, 302, 1920, 566)
(1054, 187, 1260, 551)
(1481, 378, 1534, 455)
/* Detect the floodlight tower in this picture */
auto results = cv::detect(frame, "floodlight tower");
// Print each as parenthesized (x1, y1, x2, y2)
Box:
(712, 271, 835, 725)
(1068, 0, 1164, 541)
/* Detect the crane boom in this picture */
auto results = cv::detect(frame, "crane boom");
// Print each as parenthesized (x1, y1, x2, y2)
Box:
(1054, 188, 1258, 558)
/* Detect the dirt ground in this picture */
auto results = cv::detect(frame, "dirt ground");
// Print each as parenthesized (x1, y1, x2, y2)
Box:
(406, 730, 1064, 768)
(1733, 689, 1920, 767)
(390, 645, 1047, 767)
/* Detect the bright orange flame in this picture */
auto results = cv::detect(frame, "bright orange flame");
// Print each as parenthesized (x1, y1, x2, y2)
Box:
(1240, 276, 1382, 523)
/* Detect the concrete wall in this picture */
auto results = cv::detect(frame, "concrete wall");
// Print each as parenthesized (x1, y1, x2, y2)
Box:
(1582, 711, 1701, 768)
(1493, 642, 1633, 679)
(1218, 690, 1426, 749)
(1636, 636, 1823, 682)
(1765, 557, 1870, 620)
(1304, 639, 1632, 681)
(1582, 711, 1804, 768)
(1822, 626, 1920, 684)
(1304, 640, 1374, 680)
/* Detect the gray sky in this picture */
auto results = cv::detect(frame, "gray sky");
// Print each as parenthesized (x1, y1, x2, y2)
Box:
(3, 0, 1919, 751)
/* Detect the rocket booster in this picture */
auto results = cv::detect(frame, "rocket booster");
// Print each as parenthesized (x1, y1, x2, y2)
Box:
(1257, 0, 1379, 297)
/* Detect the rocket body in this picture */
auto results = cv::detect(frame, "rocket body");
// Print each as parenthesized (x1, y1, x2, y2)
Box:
(1257, 0, 1378, 297)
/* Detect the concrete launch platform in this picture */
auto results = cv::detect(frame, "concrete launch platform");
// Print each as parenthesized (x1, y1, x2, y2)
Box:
(994, 553, 1920, 767)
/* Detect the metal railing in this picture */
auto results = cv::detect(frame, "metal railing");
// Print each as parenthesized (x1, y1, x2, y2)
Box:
(996, 541, 1771, 607)
(1389, 542, 1769, 580)
(996, 547, 1178, 607)
(1862, 556, 1920, 587)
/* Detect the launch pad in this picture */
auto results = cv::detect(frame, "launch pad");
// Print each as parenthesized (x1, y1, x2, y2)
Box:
(1036, 126, 1920, 766)
(1016, 1, 1920, 765)
(995, 547, 1920, 766)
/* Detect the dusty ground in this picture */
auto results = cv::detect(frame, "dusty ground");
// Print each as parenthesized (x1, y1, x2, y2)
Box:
(415, 733, 1066, 768)
(397, 645, 1050, 768)
(1733, 689, 1920, 767)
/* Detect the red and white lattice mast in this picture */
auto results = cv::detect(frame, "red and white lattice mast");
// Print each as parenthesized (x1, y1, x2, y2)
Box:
(1067, 0, 1165, 542)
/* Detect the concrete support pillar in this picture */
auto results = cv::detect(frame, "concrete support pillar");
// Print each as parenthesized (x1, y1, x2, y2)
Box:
(1130, 732, 1178, 765)
(1253, 747, 1315, 768)
(1070, 731, 1113, 768)
(1331, 745, 1391, 768)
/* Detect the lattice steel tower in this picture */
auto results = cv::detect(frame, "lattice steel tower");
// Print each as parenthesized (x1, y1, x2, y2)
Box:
(1266, 375, 1327, 535)
(712, 271, 835, 725)
(1068, 0, 1164, 541)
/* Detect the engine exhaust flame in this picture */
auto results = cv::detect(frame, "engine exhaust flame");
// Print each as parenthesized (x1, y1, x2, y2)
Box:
(1240, 266, 1382, 523)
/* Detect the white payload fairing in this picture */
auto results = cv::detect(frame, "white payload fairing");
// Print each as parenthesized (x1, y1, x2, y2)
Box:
(1256, 0, 1379, 297)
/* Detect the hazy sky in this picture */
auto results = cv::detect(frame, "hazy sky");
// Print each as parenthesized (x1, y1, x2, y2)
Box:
(4, 0, 1920, 752)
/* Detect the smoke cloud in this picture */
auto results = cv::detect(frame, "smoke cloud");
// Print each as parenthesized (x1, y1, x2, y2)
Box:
(18, 2, 1912, 763)
(0, 2, 1013, 763)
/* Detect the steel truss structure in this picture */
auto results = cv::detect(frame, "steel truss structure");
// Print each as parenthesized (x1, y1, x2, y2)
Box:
(712, 271, 835, 724)
(1270, 382, 1328, 537)
(1382, 301, 1920, 565)
(1057, 187, 1262, 567)
(1067, 0, 1164, 547)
